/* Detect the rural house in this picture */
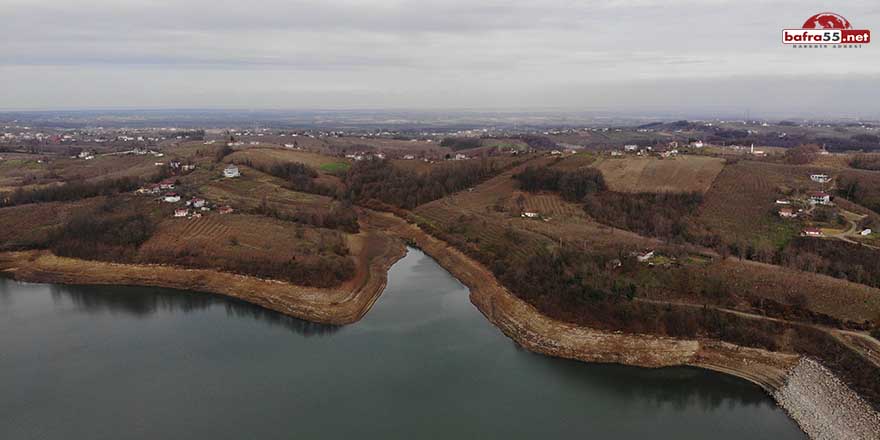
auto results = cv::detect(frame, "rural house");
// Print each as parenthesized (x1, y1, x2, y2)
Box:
(163, 193, 181, 203)
(174, 208, 189, 218)
(778, 207, 797, 218)
(810, 174, 831, 183)
(802, 227, 823, 237)
(809, 191, 832, 205)
(218, 205, 234, 215)
(636, 250, 655, 262)
(159, 178, 176, 190)
(521, 212, 539, 219)
(188, 198, 206, 209)
(223, 164, 241, 178)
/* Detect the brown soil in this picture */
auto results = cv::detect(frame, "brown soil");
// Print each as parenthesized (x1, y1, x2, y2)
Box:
(378, 211, 798, 391)
(0, 210, 406, 325)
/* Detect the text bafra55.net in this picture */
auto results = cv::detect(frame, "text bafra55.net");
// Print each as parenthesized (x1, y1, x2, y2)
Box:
(782, 29, 871, 44)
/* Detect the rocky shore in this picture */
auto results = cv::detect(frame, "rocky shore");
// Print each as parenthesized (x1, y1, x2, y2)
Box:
(4, 209, 879, 439)
(0, 222, 407, 325)
(775, 358, 880, 440)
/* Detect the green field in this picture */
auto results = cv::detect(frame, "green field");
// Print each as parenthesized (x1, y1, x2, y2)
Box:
(319, 162, 351, 174)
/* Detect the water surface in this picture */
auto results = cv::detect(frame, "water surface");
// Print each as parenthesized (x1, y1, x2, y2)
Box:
(0, 248, 804, 439)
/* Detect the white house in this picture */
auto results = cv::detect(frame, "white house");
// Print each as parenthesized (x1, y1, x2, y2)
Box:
(174, 208, 189, 218)
(690, 140, 704, 148)
(163, 193, 181, 203)
(188, 198, 206, 208)
(521, 212, 539, 219)
(810, 174, 832, 183)
(636, 250, 655, 262)
(223, 164, 241, 178)
(623, 144, 639, 152)
(809, 191, 832, 205)
(861, 229, 873, 236)
(454, 153, 468, 161)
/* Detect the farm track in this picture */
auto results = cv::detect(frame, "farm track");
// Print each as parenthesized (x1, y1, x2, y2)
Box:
(637, 297, 880, 370)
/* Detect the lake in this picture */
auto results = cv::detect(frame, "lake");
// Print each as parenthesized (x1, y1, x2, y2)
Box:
(0, 248, 804, 439)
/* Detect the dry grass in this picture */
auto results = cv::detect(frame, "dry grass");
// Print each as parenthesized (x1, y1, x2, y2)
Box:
(710, 259, 880, 323)
(227, 147, 348, 171)
(198, 166, 337, 218)
(696, 160, 828, 249)
(139, 214, 344, 265)
(413, 156, 657, 260)
(0, 198, 104, 249)
(594, 155, 725, 193)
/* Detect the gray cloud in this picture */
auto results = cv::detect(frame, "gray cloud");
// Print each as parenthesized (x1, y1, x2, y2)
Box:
(1, 0, 878, 116)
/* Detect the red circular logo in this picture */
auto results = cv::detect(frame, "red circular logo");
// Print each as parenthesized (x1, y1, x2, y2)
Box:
(802, 12, 852, 29)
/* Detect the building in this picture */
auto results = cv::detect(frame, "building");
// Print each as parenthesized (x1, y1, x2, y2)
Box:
(188, 198, 206, 208)
(623, 144, 638, 152)
(636, 250, 655, 262)
(861, 229, 873, 236)
(223, 164, 241, 178)
(802, 228, 823, 237)
(778, 207, 797, 218)
(454, 153, 468, 161)
(690, 140, 704, 148)
(810, 174, 832, 183)
(174, 208, 189, 218)
(403, 154, 416, 160)
(521, 212, 539, 219)
(163, 193, 181, 203)
(218, 205, 234, 215)
(809, 191, 832, 205)
(159, 179, 176, 190)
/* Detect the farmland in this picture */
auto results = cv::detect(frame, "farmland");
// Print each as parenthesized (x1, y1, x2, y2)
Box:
(593, 155, 725, 193)
(4, 128, 880, 416)
(694, 160, 826, 251)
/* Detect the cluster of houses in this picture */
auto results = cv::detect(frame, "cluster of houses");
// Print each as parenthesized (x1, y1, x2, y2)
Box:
(344, 152, 386, 161)
(810, 174, 832, 184)
(136, 178, 233, 219)
(616, 143, 683, 158)
(74, 150, 95, 160)
(169, 160, 196, 172)
(173, 197, 233, 220)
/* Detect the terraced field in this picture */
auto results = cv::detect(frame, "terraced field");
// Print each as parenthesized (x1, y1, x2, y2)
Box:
(413, 156, 657, 260)
(227, 147, 347, 170)
(139, 214, 346, 266)
(226, 147, 348, 189)
(199, 166, 337, 218)
(594, 155, 725, 193)
(695, 160, 827, 250)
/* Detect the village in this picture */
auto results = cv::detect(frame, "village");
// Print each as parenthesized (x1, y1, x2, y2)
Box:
(136, 161, 238, 220)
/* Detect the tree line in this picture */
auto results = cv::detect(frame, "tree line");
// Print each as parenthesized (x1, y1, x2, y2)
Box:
(513, 166, 606, 201)
(346, 157, 517, 209)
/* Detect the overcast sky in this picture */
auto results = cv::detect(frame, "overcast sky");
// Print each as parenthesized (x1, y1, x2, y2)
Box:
(1, 0, 879, 117)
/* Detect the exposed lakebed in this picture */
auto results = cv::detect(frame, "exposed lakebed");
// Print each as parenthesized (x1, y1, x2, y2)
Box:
(0, 248, 804, 439)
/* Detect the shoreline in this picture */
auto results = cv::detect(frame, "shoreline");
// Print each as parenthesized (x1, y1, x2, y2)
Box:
(0, 230, 407, 325)
(2, 211, 878, 438)
(377, 212, 880, 439)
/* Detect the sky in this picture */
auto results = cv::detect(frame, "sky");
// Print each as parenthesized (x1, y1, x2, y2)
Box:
(1, 0, 879, 118)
